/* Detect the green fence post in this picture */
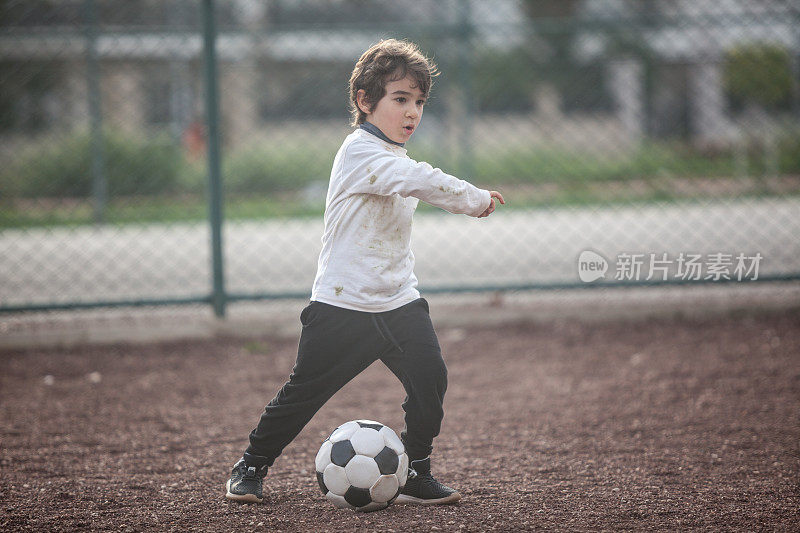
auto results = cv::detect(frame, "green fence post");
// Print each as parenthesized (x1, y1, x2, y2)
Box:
(84, 0, 106, 224)
(792, 5, 800, 120)
(457, 0, 474, 180)
(202, 0, 226, 318)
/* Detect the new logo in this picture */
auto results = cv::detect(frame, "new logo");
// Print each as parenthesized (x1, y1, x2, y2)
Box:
(578, 250, 608, 283)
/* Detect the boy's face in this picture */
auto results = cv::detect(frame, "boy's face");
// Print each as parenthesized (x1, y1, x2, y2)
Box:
(358, 74, 426, 144)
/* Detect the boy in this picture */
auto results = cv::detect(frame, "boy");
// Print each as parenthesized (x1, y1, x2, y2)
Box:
(225, 39, 504, 505)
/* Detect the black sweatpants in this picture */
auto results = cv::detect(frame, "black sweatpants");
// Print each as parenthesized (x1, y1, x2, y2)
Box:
(244, 298, 447, 467)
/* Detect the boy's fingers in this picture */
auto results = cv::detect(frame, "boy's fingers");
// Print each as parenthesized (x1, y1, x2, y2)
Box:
(479, 195, 500, 218)
(492, 191, 505, 204)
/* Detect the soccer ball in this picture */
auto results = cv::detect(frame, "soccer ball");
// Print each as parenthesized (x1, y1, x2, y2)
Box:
(314, 420, 408, 512)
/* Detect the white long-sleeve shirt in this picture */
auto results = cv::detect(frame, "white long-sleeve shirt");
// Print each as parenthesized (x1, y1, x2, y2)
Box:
(310, 128, 491, 312)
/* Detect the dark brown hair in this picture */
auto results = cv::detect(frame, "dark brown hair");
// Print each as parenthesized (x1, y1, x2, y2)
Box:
(348, 39, 438, 127)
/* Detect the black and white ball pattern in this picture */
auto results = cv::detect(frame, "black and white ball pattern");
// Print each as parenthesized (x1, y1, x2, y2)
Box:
(315, 420, 409, 512)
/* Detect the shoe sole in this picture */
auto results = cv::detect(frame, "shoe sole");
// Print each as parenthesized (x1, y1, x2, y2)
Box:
(225, 479, 263, 503)
(394, 491, 461, 505)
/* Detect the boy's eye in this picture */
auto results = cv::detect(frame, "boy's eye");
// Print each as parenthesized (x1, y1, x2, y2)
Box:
(396, 97, 406, 103)
(417, 100, 425, 106)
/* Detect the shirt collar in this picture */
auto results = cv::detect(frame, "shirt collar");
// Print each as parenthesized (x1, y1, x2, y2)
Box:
(359, 121, 405, 147)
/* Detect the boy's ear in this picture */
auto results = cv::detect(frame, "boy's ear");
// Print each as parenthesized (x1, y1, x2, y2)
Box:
(356, 89, 371, 115)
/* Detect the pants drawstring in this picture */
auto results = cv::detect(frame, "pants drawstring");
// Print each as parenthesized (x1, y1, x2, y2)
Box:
(370, 314, 386, 341)
(371, 314, 404, 353)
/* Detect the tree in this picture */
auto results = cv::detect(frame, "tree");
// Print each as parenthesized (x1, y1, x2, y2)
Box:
(724, 43, 793, 112)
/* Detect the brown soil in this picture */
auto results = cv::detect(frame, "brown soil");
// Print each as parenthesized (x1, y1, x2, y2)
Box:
(1, 309, 799, 531)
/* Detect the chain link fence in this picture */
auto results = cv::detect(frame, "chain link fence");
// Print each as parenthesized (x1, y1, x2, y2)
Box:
(1, 0, 799, 316)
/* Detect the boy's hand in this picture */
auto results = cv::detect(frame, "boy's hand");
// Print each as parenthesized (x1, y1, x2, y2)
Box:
(478, 191, 505, 218)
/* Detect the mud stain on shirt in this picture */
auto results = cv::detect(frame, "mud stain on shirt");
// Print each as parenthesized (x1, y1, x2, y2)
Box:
(438, 184, 464, 196)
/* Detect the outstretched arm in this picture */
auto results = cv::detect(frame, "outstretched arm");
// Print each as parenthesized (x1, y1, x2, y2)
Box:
(341, 144, 492, 217)
(477, 191, 505, 218)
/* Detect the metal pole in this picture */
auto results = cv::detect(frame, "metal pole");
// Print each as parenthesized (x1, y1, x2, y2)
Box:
(84, 0, 106, 223)
(791, 3, 800, 120)
(457, 0, 474, 179)
(202, 0, 226, 318)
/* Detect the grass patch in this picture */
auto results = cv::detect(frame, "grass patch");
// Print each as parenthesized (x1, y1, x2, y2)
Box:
(415, 139, 797, 186)
(2, 134, 798, 229)
(0, 194, 325, 229)
(3, 175, 797, 230)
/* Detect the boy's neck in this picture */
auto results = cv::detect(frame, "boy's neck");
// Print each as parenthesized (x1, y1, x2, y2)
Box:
(360, 121, 404, 147)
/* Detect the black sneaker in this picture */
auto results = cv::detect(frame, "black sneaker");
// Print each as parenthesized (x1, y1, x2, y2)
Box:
(225, 458, 268, 503)
(395, 457, 461, 505)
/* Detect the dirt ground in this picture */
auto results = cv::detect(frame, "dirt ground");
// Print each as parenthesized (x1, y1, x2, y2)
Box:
(1, 308, 799, 531)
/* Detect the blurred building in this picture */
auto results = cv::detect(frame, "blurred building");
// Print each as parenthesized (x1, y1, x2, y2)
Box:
(0, 0, 796, 151)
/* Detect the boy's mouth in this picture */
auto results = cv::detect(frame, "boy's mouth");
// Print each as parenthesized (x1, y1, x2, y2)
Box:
(403, 125, 414, 134)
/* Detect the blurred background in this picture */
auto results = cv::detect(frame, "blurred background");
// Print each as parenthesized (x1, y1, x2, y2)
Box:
(0, 0, 798, 322)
